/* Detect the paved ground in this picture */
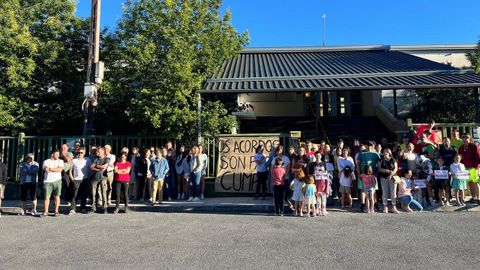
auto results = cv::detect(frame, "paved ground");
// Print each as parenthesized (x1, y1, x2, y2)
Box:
(1, 199, 480, 270)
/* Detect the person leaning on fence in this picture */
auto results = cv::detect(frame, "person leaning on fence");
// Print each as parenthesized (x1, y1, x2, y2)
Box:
(70, 148, 91, 214)
(42, 149, 64, 217)
(104, 144, 116, 206)
(90, 147, 109, 213)
(19, 153, 39, 216)
(0, 151, 8, 218)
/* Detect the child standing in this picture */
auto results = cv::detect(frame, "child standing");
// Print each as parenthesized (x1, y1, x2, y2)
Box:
(450, 154, 467, 206)
(339, 166, 355, 208)
(290, 170, 306, 216)
(310, 152, 330, 216)
(271, 157, 286, 216)
(304, 175, 317, 217)
(360, 165, 377, 213)
(434, 157, 450, 206)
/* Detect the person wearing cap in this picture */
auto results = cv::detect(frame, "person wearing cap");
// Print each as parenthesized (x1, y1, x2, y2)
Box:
(0, 151, 8, 217)
(19, 154, 40, 216)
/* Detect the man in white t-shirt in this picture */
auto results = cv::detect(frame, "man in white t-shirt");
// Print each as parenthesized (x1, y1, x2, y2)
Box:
(42, 149, 64, 217)
(69, 148, 91, 214)
(104, 144, 116, 206)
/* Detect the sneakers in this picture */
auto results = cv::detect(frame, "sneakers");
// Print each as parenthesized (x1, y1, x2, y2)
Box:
(391, 207, 399, 214)
(445, 201, 451, 206)
(383, 207, 388, 214)
(68, 210, 76, 216)
(187, 197, 194, 201)
(113, 208, 120, 214)
(19, 210, 26, 216)
(456, 201, 462, 206)
(200, 194, 204, 200)
(91, 207, 97, 213)
(54, 212, 60, 217)
(193, 197, 200, 201)
(31, 210, 37, 216)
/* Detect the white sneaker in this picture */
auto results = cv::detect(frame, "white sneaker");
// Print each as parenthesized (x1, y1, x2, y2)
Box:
(193, 197, 200, 201)
(31, 210, 37, 216)
(200, 194, 204, 200)
(19, 210, 25, 216)
(69, 210, 76, 215)
(187, 197, 193, 201)
(446, 201, 451, 206)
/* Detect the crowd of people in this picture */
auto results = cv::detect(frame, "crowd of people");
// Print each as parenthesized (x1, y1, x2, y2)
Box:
(254, 121, 480, 216)
(0, 120, 479, 218)
(0, 141, 208, 217)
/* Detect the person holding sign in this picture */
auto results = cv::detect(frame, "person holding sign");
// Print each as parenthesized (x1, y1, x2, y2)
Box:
(397, 170, 423, 212)
(433, 157, 450, 206)
(450, 154, 467, 206)
(458, 134, 480, 204)
(309, 152, 331, 216)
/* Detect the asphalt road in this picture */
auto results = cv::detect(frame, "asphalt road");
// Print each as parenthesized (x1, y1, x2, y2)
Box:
(1, 211, 480, 270)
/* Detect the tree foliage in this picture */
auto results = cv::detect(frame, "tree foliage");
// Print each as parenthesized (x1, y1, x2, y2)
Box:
(409, 37, 480, 123)
(0, 0, 89, 134)
(102, 0, 248, 139)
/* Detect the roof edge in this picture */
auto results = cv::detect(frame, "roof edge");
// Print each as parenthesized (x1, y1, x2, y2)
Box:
(241, 45, 391, 53)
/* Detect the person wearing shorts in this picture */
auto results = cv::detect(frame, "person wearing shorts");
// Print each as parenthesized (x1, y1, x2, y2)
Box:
(19, 153, 39, 216)
(42, 150, 64, 217)
(458, 134, 480, 203)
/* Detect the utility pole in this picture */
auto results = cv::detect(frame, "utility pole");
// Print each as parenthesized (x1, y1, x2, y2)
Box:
(83, 0, 103, 136)
(322, 14, 326, 46)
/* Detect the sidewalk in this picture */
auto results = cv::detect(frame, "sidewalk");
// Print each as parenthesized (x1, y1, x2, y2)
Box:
(2, 196, 480, 216)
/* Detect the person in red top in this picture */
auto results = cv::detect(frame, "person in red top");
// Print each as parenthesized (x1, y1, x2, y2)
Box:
(114, 153, 132, 213)
(412, 119, 437, 144)
(271, 157, 286, 216)
(458, 134, 480, 203)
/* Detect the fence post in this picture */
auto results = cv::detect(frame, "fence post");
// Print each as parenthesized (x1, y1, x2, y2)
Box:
(15, 132, 26, 181)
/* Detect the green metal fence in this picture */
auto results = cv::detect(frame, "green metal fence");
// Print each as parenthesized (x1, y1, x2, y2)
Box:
(0, 133, 292, 181)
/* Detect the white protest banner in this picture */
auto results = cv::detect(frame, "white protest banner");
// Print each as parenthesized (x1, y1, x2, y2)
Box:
(456, 171, 470, 180)
(215, 136, 280, 193)
(414, 180, 427, 189)
(434, 170, 449, 180)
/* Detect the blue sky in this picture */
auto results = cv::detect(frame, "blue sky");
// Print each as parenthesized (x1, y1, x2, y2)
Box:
(76, 0, 480, 47)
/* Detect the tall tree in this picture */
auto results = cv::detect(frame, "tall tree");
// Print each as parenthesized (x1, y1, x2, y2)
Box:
(102, 0, 248, 139)
(0, 0, 88, 134)
(467, 38, 480, 73)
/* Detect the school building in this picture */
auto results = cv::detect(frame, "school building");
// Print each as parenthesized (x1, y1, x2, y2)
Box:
(200, 44, 480, 142)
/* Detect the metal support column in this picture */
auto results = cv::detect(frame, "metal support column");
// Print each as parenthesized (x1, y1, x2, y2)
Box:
(197, 93, 202, 144)
(393, 89, 398, 118)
